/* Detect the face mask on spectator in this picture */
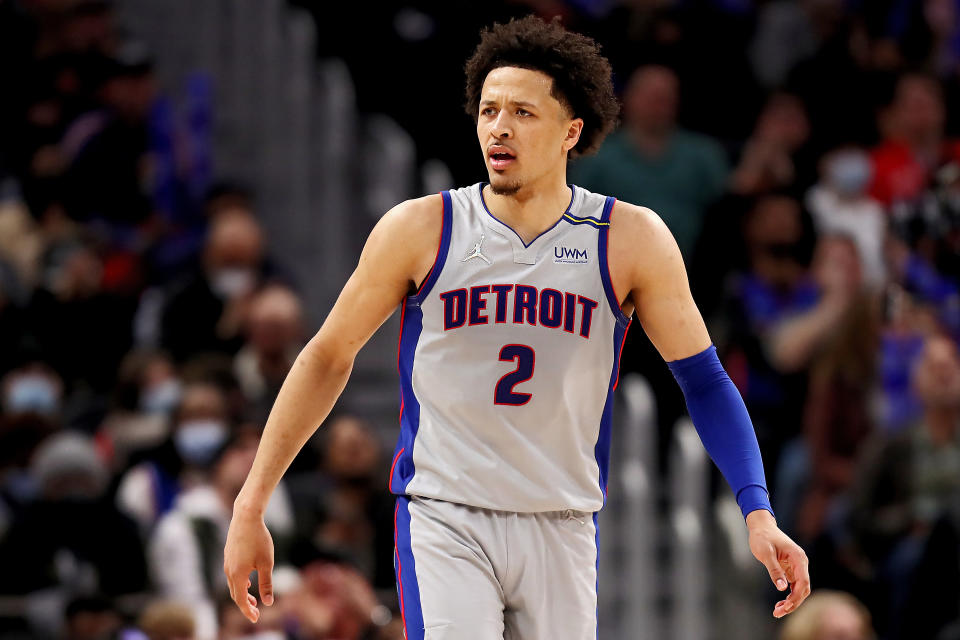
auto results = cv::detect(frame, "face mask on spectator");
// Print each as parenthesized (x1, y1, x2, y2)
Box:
(210, 267, 256, 299)
(139, 379, 182, 415)
(828, 151, 872, 197)
(174, 419, 228, 465)
(4, 374, 59, 415)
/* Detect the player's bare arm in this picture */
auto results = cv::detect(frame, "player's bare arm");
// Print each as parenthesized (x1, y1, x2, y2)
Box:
(608, 201, 811, 618)
(223, 194, 442, 623)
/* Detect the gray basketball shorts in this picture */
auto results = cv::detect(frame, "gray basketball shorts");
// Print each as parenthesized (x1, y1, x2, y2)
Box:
(393, 495, 599, 639)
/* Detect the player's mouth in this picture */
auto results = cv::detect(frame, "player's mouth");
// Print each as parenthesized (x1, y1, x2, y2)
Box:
(488, 145, 517, 171)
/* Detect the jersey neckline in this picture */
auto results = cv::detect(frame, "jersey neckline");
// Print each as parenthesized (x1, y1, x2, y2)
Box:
(477, 182, 578, 250)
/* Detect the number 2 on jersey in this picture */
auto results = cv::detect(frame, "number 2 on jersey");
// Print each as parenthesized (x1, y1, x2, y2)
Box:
(495, 344, 535, 406)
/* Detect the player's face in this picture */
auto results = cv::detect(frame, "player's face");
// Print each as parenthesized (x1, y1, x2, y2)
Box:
(477, 66, 582, 196)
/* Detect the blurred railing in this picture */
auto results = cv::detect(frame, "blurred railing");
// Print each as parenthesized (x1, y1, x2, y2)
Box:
(603, 374, 770, 640)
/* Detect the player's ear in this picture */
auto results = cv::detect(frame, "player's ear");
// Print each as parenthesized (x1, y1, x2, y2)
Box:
(563, 118, 584, 153)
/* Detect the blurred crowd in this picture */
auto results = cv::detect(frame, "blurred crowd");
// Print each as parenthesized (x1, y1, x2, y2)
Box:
(0, 1, 404, 639)
(561, 1, 960, 639)
(0, 0, 959, 639)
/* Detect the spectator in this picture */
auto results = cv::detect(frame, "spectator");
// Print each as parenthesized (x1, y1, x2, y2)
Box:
(0, 431, 148, 600)
(847, 334, 960, 636)
(731, 92, 814, 197)
(876, 278, 948, 432)
(0, 412, 58, 535)
(753, 234, 867, 511)
(781, 238, 881, 541)
(899, 0, 960, 78)
(870, 73, 960, 207)
(570, 64, 729, 257)
(116, 380, 231, 533)
(780, 590, 875, 640)
(769, 235, 865, 375)
(290, 560, 385, 640)
(806, 146, 888, 288)
(749, 0, 822, 90)
(234, 285, 305, 425)
(97, 349, 181, 472)
(286, 415, 396, 591)
(64, 595, 123, 640)
(785, 17, 889, 154)
(138, 600, 196, 640)
(25, 238, 137, 396)
(148, 431, 293, 640)
(720, 194, 817, 471)
(59, 44, 156, 231)
(160, 209, 273, 363)
(0, 197, 44, 298)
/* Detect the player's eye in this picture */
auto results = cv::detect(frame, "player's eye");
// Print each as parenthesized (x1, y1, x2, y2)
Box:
(481, 107, 497, 117)
(517, 109, 532, 117)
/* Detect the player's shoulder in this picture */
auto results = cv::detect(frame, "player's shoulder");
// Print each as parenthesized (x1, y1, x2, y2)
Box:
(608, 199, 673, 247)
(606, 199, 684, 278)
(379, 184, 481, 234)
(381, 193, 445, 234)
(363, 194, 444, 268)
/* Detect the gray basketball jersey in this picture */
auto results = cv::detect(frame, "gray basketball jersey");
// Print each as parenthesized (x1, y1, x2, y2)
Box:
(389, 183, 631, 513)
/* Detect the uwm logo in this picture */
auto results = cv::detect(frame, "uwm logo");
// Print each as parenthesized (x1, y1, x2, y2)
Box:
(554, 246, 588, 264)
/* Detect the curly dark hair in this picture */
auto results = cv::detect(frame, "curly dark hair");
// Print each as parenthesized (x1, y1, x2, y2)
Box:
(464, 15, 619, 157)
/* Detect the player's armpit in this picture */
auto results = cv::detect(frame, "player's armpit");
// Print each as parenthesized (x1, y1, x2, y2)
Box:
(306, 193, 444, 363)
(606, 201, 711, 361)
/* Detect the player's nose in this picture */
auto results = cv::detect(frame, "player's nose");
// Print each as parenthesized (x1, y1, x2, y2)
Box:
(492, 113, 513, 139)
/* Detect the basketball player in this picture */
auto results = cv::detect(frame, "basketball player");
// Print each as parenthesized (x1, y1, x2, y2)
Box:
(224, 16, 811, 638)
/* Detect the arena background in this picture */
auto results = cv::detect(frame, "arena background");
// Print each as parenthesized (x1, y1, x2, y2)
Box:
(1, 0, 960, 639)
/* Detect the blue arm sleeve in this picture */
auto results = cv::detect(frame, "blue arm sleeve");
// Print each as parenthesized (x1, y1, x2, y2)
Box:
(666, 344, 774, 520)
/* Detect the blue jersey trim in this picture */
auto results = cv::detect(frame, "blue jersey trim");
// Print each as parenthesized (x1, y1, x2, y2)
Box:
(391, 302, 424, 494)
(410, 191, 453, 304)
(478, 183, 575, 248)
(595, 318, 630, 501)
(394, 496, 425, 639)
(598, 197, 631, 327)
(391, 193, 450, 494)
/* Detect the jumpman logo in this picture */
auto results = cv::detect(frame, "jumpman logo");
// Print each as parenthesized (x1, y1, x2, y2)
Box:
(462, 234, 492, 265)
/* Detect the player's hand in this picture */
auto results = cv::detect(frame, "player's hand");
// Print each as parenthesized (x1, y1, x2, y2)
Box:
(746, 509, 811, 618)
(223, 505, 275, 623)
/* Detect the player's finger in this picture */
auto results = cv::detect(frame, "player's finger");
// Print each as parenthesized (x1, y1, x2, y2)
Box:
(227, 570, 259, 623)
(224, 562, 244, 600)
(783, 564, 811, 611)
(244, 593, 260, 623)
(758, 544, 788, 591)
(226, 569, 242, 603)
(774, 551, 811, 617)
(774, 599, 789, 618)
(259, 560, 275, 606)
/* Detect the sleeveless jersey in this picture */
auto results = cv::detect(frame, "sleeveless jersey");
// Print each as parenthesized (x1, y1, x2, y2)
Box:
(388, 183, 631, 513)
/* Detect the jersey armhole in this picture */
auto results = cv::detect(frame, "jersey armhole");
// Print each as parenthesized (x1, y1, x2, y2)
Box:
(409, 191, 453, 305)
(598, 196, 631, 327)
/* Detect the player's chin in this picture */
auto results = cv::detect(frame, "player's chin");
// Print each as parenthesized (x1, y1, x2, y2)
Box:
(488, 172, 522, 196)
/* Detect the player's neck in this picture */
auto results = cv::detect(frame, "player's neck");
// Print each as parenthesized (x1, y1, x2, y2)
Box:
(483, 173, 572, 245)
